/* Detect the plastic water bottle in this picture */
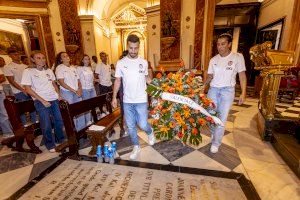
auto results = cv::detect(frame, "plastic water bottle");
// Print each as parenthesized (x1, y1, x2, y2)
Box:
(108, 147, 115, 164)
(96, 145, 103, 163)
(103, 144, 109, 163)
(111, 142, 117, 158)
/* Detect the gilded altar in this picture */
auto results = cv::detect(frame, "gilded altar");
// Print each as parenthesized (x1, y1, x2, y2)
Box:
(250, 42, 295, 139)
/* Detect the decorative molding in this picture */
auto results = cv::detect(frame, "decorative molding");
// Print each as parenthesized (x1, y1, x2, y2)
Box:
(145, 5, 160, 14)
(0, 0, 49, 8)
(0, 7, 48, 15)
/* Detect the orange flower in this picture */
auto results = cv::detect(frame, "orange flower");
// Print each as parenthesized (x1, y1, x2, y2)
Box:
(182, 124, 188, 130)
(189, 118, 195, 123)
(198, 118, 206, 126)
(183, 110, 190, 118)
(168, 87, 175, 93)
(167, 72, 173, 79)
(156, 73, 162, 79)
(173, 112, 181, 119)
(192, 128, 198, 135)
(169, 122, 175, 128)
(152, 119, 159, 125)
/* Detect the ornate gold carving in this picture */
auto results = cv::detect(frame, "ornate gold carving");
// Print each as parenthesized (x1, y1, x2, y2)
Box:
(250, 42, 295, 119)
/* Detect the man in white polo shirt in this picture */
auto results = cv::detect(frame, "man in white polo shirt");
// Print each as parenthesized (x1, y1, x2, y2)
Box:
(95, 52, 112, 94)
(112, 34, 155, 160)
(3, 49, 37, 126)
(205, 33, 247, 153)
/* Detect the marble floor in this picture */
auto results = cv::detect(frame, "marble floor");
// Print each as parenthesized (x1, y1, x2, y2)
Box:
(0, 97, 300, 199)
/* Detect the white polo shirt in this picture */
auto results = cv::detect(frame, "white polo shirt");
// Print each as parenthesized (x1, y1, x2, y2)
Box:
(21, 68, 58, 101)
(3, 62, 27, 94)
(55, 64, 79, 91)
(115, 56, 148, 103)
(76, 66, 94, 90)
(208, 52, 246, 88)
(95, 62, 112, 86)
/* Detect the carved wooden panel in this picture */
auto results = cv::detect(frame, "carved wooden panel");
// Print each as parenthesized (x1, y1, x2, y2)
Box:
(193, 0, 205, 69)
(160, 0, 181, 61)
(40, 15, 55, 66)
(58, 0, 84, 65)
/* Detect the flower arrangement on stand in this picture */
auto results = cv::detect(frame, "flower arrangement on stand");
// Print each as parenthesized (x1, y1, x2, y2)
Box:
(147, 69, 218, 146)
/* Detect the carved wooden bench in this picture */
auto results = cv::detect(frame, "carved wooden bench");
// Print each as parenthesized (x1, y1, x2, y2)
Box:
(1, 96, 42, 154)
(56, 92, 124, 159)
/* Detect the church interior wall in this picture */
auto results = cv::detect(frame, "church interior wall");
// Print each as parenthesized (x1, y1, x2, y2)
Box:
(258, 0, 295, 50)
(80, 17, 97, 61)
(93, 22, 112, 63)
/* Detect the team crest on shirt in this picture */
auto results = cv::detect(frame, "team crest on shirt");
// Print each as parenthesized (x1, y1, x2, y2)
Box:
(228, 61, 233, 66)
(46, 73, 52, 81)
(139, 64, 145, 73)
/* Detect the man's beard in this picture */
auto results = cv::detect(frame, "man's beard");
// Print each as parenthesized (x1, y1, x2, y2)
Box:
(128, 53, 138, 58)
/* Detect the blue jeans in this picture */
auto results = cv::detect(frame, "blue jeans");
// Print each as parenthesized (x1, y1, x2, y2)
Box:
(34, 100, 65, 150)
(123, 102, 152, 146)
(0, 91, 13, 137)
(14, 92, 37, 125)
(82, 88, 96, 124)
(60, 89, 85, 131)
(207, 86, 235, 147)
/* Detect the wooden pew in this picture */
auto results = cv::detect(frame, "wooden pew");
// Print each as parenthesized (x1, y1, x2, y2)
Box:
(1, 96, 42, 153)
(56, 92, 123, 159)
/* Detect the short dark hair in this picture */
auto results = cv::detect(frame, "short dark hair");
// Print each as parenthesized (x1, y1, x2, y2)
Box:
(7, 49, 18, 54)
(91, 55, 98, 63)
(218, 33, 232, 43)
(120, 50, 128, 59)
(99, 52, 106, 56)
(20, 55, 28, 62)
(127, 34, 140, 43)
(55, 51, 67, 68)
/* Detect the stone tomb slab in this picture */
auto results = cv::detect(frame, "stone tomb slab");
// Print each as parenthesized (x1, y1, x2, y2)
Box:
(20, 159, 249, 200)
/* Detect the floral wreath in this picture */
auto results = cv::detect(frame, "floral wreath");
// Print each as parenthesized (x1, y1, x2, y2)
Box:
(147, 69, 218, 146)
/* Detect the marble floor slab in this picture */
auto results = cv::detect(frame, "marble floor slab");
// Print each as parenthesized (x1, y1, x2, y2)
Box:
(19, 159, 249, 200)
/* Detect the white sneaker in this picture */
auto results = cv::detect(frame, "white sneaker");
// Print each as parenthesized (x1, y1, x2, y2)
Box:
(129, 145, 141, 160)
(148, 132, 156, 146)
(49, 148, 56, 153)
(210, 145, 219, 153)
(100, 113, 106, 118)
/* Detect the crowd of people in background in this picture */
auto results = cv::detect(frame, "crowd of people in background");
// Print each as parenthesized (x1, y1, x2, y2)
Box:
(0, 46, 137, 153)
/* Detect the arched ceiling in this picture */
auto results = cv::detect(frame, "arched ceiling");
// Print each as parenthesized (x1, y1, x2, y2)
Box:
(78, 0, 159, 20)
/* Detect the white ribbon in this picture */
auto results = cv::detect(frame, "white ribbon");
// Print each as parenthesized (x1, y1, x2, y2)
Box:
(161, 92, 224, 126)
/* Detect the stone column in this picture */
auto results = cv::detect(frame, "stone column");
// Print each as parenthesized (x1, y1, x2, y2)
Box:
(40, 15, 56, 66)
(145, 5, 160, 69)
(58, 0, 84, 65)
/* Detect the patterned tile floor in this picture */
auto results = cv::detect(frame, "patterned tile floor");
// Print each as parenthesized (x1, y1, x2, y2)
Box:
(0, 97, 299, 200)
(275, 97, 300, 118)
